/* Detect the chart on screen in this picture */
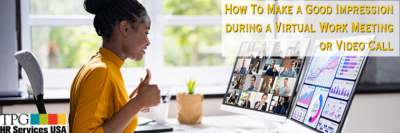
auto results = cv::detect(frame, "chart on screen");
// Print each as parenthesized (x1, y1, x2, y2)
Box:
(305, 50, 343, 87)
(322, 98, 347, 122)
(297, 85, 316, 108)
(335, 50, 368, 80)
(303, 87, 329, 128)
(317, 118, 339, 133)
(329, 79, 354, 100)
(292, 106, 307, 122)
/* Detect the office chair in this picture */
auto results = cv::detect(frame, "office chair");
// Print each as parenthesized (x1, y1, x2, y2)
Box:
(15, 50, 46, 114)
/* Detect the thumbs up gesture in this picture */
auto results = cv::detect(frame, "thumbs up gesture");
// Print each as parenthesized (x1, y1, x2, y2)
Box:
(254, 81, 259, 91)
(133, 69, 161, 109)
(255, 101, 260, 109)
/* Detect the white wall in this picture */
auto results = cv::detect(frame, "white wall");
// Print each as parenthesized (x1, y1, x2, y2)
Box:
(342, 93, 400, 133)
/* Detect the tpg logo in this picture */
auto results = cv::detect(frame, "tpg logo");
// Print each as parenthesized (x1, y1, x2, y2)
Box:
(0, 114, 67, 133)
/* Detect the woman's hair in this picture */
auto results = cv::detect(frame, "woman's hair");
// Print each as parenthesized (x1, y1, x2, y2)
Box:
(84, 0, 147, 38)
(236, 75, 242, 82)
(233, 75, 241, 89)
(255, 60, 260, 73)
(262, 93, 268, 99)
(230, 91, 236, 99)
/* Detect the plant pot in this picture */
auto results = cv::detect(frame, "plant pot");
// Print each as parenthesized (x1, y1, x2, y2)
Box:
(176, 93, 203, 124)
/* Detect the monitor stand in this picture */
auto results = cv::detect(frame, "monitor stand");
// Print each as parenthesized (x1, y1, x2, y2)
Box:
(236, 117, 280, 133)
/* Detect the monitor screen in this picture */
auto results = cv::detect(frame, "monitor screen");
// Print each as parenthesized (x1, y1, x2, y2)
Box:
(223, 39, 309, 116)
(288, 36, 373, 133)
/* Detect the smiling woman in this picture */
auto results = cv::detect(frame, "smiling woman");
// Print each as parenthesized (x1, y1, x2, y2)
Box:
(68, 0, 161, 133)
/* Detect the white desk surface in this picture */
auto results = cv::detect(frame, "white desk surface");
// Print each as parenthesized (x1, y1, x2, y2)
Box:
(161, 115, 301, 133)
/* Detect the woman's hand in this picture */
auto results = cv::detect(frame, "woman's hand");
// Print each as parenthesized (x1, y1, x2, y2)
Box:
(102, 69, 160, 133)
(255, 101, 260, 109)
(254, 81, 258, 91)
(135, 69, 161, 109)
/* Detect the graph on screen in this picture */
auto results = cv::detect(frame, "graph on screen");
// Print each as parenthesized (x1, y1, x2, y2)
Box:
(292, 106, 307, 122)
(297, 85, 316, 108)
(329, 79, 354, 100)
(317, 118, 339, 133)
(322, 98, 347, 122)
(304, 87, 329, 128)
(305, 51, 343, 87)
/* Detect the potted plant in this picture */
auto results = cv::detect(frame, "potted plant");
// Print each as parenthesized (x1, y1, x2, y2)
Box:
(176, 76, 203, 124)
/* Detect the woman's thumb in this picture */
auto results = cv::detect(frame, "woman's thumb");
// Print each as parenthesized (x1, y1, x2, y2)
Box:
(143, 69, 152, 85)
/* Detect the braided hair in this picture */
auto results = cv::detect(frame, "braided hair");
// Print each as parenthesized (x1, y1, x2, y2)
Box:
(84, 0, 147, 39)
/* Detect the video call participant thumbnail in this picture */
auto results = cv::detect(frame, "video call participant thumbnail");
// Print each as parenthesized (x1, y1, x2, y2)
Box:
(235, 59, 248, 74)
(253, 93, 269, 111)
(249, 60, 263, 75)
(288, 42, 301, 59)
(264, 60, 279, 76)
(246, 76, 258, 91)
(271, 42, 284, 59)
(277, 78, 290, 96)
(240, 44, 253, 58)
(232, 74, 244, 90)
(273, 97, 287, 115)
(261, 76, 275, 94)
(255, 43, 268, 59)
(241, 92, 252, 108)
(228, 90, 238, 104)
(281, 61, 297, 77)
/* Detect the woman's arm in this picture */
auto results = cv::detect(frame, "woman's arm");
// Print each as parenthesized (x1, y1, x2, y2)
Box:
(103, 69, 160, 133)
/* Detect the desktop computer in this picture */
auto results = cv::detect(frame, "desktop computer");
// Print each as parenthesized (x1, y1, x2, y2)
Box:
(220, 38, 311, 132)
(219, 35, 374, 133)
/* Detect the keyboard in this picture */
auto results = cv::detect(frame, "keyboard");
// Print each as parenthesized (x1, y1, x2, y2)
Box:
(190, 127, 232, 133)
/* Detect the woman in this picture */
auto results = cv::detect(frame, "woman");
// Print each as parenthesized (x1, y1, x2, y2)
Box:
(250, 60, 262, 75)
(261, 77, 273, 93)
(228, 91, 237, 104)
(273, 97, 286, 115)
(69, 0, 160, 133)
(240, 44, 252, 58)
(233, 75, 243, 89)
(256, 43, 267, 59)
(289, 42, 301, 59)
(271, 42, 284, 59)
(254, 93, 268, 111)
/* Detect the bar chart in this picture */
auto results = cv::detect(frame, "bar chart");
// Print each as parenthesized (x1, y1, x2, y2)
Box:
(336, 55, 364, 80)
(292, 106, 307, 122)
(329, 79, 354, 100)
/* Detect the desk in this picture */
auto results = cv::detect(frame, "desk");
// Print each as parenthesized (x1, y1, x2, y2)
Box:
(160, 115, 299, 133)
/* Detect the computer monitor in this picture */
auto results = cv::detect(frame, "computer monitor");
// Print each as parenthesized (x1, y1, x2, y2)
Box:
(286, 35, 375, 133)
(220, 38, 311, 132)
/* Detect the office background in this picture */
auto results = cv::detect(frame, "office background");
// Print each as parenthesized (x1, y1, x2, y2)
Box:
(0, 0, 399, 133)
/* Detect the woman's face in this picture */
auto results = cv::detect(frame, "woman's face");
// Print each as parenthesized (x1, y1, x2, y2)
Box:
(261, 95, 267, 103)
(122, 14, 151, 61)
(280, 98, 285, 104)
(237, 75, 241, 81)
(256, 61, 260, 68)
